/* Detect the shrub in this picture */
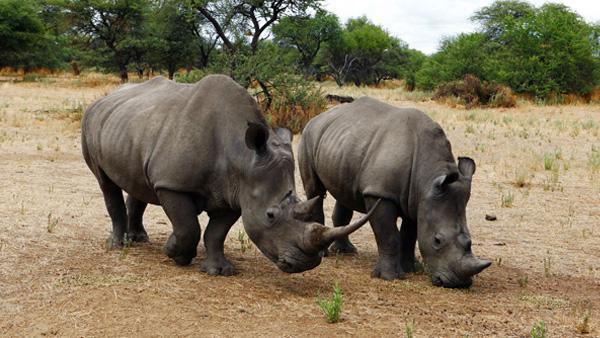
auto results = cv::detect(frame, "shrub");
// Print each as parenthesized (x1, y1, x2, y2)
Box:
(261, 74, 326, 134)
(433, 74, 516, 108)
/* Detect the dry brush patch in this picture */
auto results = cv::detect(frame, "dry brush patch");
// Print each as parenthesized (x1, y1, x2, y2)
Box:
(0, 79, 599, 336)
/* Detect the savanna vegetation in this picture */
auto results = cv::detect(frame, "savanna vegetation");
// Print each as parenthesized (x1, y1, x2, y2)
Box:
(1, 0, 599, 131)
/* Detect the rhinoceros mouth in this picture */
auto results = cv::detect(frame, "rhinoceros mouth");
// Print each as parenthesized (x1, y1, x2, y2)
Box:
(432, 271, 473, 288)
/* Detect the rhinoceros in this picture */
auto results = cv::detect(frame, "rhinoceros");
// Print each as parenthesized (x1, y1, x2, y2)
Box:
(81, 75, 378, 275)
(298, 97, 491, 287)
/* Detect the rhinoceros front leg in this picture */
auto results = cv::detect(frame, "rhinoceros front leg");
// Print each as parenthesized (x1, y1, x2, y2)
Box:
(399, 218, 417, 273)
(365, 196, 406, 280)
(157, 190, 202, 266)
(126, 195, 149, 243)
(200, 210, 241, 276)
(328, 202, 358, 254)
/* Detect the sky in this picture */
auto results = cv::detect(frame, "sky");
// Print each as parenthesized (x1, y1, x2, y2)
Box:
(323, 0, 600, 55)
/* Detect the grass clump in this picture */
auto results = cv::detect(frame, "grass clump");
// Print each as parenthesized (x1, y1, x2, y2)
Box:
(529, 320, 548, 338)
(543, 150, 561, 171)
(237, 229, 252, 254)
(404, 320, 415, 337)
(316, 282, 343, 323)
(501, 191, 514, 208)
(530, 320, 547, 338)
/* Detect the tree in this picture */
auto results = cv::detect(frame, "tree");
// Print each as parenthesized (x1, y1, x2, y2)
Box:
(0, 0, 66, 70)
(415, 33, 487, 90)
(150, 0, 198, 79)
(472, 0, 598, 97)
(320, 16, 398, 86)
(64, 0, 148, 82)
(272, 9, 339, 77)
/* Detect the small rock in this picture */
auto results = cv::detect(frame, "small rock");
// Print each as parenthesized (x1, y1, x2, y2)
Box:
(485, 214, 497, 221)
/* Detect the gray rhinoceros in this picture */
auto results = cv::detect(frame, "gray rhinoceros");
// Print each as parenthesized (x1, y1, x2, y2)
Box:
(81, 75, 378, 275)
(298, 97, 491, 287)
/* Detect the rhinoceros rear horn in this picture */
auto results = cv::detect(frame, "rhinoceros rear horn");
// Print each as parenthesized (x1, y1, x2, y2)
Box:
(304, 199, 382, 253)
(245, 121, 269, 154)
(293, 196, 323, 222)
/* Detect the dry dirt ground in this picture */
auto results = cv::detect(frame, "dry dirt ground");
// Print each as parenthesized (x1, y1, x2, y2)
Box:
(0, 77, 599, 337)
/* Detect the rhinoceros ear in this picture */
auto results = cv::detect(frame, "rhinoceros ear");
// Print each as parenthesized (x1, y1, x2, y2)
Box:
(274, 128, 293, 144)
(458, 156, 476, 179)
(245, 122, 269, 154)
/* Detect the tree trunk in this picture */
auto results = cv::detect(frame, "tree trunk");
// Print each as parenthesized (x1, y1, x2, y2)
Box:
(118, 64, 128, 83)
(257, 79, 272, 110)
(168, 68, 175, 80)
(70, 61, 81, 76)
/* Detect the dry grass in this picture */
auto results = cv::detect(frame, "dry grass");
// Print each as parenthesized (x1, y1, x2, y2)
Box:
(0, 76, 599, 336)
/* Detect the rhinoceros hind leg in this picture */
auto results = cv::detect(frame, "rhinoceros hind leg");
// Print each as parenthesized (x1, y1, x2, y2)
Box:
(328, 202, 357, 255)
(365, 196, 406, 280)
(200, 210, 240, 276)
(399, 218, 417, 273)
(97, 169, 128, 249)
(126, 195, 149, 243)
(158, 190, 202, 266)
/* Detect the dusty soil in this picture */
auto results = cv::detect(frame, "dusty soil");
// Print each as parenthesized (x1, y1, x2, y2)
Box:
(0, 78, 599, 337)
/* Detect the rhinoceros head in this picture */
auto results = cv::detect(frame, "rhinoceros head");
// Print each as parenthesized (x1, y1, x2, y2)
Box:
(240, 122, 375, 273)
(417, 157, 491, 288)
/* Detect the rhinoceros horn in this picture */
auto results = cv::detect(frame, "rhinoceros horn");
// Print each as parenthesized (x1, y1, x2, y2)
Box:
(302, 199, 381, 253)
(460, 254, 492, 277)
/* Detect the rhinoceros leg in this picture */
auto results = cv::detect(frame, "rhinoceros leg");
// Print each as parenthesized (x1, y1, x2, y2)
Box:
(97, 170, 128, 249)
(365, 196, 405, 280)
(328, 202, 358, 254)
(157, 190, 201, 266)
(200, 210, 241, 276)
(126, 195, 149, 243)
(399, 218, 417, 273)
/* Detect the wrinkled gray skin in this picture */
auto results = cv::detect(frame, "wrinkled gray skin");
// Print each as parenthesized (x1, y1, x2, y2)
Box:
(82, 75, 377, 275)
(298, 97, 491, 287)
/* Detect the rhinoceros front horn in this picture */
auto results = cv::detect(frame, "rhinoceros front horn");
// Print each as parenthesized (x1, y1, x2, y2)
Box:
(303, 199, 382, 253)
(461, 255, 492, 277)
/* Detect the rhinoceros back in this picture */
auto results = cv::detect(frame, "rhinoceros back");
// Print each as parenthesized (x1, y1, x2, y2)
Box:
(82, 75, 263, 207)
(299, 97, 454, 215)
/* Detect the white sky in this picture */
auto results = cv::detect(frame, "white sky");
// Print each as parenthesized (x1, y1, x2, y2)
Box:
(323, 0, 600, 55)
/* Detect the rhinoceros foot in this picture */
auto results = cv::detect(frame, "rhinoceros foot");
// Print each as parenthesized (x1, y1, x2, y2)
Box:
(372, 254, 407, 280)
(127, 230, 149, 243)
(105, 233, 125, 249)
(328, 239, 358, 255)
(200, 257, 236, 276)
(164, 234, 196, 266)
